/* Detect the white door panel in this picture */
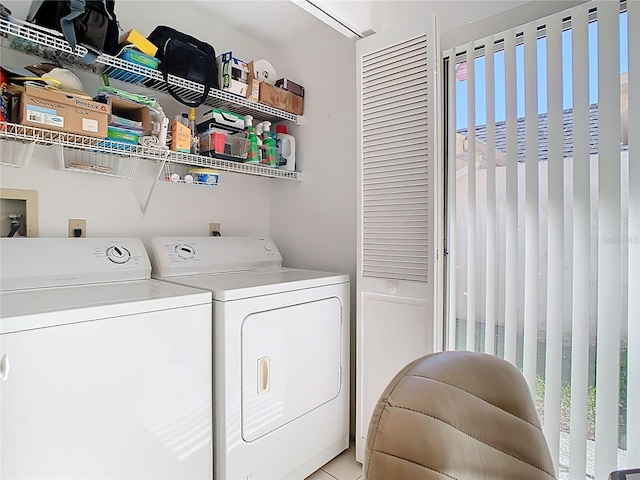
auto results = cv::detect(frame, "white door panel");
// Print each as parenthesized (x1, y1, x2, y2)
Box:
(355, 16, 439, 464)
(241, 298, 342, 442)
(357, 292, 432, 462)
(214, 283, 350, 480)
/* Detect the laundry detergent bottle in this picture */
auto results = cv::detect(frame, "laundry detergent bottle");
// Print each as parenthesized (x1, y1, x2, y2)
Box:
(275, 124, 295, 171)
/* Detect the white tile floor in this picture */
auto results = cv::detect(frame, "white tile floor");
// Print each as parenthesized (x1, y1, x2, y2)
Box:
(305, 441, 363, 480)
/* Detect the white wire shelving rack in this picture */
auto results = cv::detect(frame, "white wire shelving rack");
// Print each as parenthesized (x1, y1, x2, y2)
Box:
(0, 18, 303, 125)
(0, 17, 304, 213)
(0, 122, 301, 215)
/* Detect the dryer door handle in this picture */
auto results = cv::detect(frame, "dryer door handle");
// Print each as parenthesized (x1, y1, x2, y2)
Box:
(257, 356, 270, 394)
(0, 354, 9, 381)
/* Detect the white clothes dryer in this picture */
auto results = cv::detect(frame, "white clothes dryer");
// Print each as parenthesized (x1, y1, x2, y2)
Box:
(150, 236, 350, 480)
(0, 238, 213, 480)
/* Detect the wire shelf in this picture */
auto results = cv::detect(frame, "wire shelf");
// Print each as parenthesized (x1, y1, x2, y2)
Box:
(0, 122, 301, 181)
(0, 18, 302, 124)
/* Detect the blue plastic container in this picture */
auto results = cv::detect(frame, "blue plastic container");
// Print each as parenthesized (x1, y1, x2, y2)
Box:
(110, 49, 159, 84)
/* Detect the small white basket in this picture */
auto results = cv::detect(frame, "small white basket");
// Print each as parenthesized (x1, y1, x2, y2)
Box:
(0, 140, 36, 168)
(55, 147, 139, 178)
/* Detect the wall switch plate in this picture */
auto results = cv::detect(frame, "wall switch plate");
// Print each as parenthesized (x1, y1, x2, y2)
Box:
(68, 219, 86, 238)
(209, 223, 221, 236)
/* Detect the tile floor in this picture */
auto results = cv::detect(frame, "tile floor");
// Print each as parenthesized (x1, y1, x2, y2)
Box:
(305, 441, 363, 480)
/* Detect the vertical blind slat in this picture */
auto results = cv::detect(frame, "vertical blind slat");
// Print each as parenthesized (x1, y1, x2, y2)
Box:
(626, 0, 640, 468)
(447, 55, 458, 352)
(594, 2, 622, 478)
(569, 6, 591, 479)
(523, 21, 540, 395)
(504, 30, 519, 365)
(484, 36, 497, 356)
(543, 15, 565, 475)
(466, 43, 477, 352)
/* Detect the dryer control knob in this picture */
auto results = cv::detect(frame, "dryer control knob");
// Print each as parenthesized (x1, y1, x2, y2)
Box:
(106, 245, 131, 264)
(175, 244, 196, 260)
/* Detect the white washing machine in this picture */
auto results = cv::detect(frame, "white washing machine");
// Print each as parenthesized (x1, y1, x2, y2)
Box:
(150, 236, 350, 480)
(0, 238, 213, 480)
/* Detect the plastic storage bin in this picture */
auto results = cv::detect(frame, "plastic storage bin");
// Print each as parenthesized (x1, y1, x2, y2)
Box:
(111, 48, 159, 83)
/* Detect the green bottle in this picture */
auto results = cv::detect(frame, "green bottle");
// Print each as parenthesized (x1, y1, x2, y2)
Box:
(262, 121, 276, 168)
(244, 115, 259, 164)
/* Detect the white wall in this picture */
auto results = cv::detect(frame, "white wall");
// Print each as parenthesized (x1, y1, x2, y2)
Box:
(266, 17, 358, 432)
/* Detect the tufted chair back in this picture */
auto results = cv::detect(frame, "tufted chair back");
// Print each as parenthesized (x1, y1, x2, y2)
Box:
(365, 351, 556, 480)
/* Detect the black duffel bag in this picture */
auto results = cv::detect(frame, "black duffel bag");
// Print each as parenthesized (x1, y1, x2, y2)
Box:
(147, 26, 219, 108)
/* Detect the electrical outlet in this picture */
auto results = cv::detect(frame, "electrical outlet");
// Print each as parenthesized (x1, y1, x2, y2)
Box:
(68, 219, 86, 238)
(209, 223, 221, 237)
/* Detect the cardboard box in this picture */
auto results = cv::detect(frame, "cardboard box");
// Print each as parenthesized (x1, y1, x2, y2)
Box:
(259, 82, 304, 116)
(170, 118, 190, 153)
(274, 78, 304, 98)
(118, 29, 158, 57)
(217, 52, 249, 96)
(246, 61, 261, 102)
(19, 84, 110, 138)
(102, 95, 151, 135)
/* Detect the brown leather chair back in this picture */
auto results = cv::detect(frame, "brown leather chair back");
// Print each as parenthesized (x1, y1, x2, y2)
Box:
(365, 351, 556, 480)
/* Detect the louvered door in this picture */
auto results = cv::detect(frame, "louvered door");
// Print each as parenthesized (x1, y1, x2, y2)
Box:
(355, 21, 438, 463)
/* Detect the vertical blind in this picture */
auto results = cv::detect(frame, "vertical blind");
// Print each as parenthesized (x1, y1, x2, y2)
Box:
(444, 1, 638, 478)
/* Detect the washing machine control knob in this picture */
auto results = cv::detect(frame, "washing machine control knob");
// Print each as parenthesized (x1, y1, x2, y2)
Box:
(175, 244, 196, 260)
(106, 245, 131, 264)
(265, 243, 273, 251)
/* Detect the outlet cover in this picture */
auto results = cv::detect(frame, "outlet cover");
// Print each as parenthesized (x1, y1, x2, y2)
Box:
(209, 223, 221, 236)
(68, 219, 86, 238)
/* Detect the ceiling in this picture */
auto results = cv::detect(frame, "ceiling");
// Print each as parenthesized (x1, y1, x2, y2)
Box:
(183, 0, 533, 46)
(184, 0, 318, 45)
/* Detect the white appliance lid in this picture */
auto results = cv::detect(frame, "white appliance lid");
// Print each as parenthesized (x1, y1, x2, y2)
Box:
(0, 237, 152, 291)
(0, 279, 211, 334)
(158, 268, 349, 301)
(150, 236, 282, 278)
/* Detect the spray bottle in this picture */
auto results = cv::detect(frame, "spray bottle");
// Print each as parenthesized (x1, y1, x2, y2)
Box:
(262, 121, 276, 168)
(255, 121, 265, 163)
(244, 115, 259, 164)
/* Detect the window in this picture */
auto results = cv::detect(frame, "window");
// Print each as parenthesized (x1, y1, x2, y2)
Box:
(443, 1, 638, 478)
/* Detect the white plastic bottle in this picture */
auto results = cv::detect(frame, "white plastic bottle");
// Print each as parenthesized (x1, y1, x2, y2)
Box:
(275, 124, 296, 171)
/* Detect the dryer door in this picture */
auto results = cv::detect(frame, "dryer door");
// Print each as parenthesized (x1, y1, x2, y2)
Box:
(241, 296, 342, 441)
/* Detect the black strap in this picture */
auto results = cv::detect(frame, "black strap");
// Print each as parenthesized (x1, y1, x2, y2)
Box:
(159, 64, 211, 108)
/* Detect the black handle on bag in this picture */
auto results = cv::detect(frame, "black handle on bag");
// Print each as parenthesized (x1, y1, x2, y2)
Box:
(158, 64, 211, 108)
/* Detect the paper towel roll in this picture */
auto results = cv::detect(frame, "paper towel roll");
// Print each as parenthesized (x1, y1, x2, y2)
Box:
(253, 59, 277, 85)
